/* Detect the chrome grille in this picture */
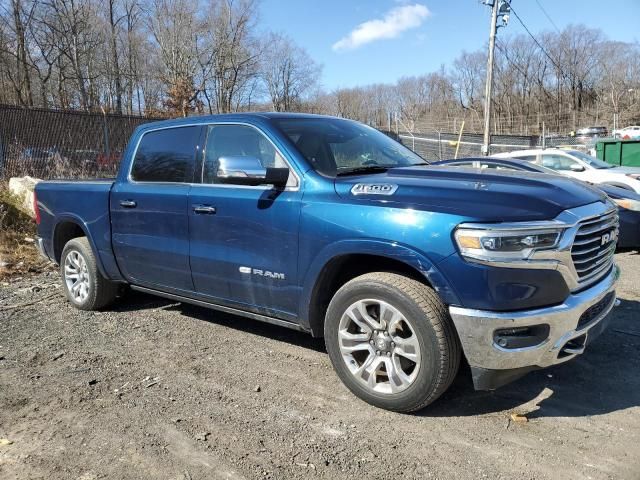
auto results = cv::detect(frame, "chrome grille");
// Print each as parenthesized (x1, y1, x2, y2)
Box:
(571, 209, 618, 287)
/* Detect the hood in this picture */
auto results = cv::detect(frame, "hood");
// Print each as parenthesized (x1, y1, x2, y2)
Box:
(335, 166, 607, 222)
(607, 166, 640, 174)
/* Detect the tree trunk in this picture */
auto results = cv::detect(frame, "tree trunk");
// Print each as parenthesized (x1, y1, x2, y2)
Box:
(109, 0, 123, 114)
(12, 0, 33, 106)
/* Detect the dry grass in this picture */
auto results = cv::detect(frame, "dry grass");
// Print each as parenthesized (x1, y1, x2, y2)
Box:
(0, 182, 51, 281)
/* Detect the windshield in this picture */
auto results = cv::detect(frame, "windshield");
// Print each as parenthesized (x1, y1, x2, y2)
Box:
(272, 117, 426, 177)
(566, 150, 614, 169)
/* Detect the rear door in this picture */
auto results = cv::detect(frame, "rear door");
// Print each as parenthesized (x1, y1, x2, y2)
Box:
(111, 125, 202, 291)
(188, 123, 302, 317)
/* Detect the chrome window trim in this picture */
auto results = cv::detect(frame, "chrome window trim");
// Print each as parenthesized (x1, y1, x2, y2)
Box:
(126, 121, 301, 191)
(455, 201, 618, 292)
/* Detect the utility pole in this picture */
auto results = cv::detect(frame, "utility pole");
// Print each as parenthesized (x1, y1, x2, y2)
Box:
(482, 0, 510, 155)
(482, 0, 499, 156)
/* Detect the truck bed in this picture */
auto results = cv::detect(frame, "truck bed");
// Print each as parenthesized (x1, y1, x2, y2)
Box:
(35, 179, 115, 272)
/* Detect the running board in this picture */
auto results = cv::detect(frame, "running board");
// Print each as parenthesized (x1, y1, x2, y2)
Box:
(130, 285, 308, 333)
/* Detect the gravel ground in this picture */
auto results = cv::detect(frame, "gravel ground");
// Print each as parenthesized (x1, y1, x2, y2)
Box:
(1, 252, 639, 480)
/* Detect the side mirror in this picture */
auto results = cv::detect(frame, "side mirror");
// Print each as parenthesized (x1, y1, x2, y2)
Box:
(569, 164, 585, 172)
(217, 156, 289, 187)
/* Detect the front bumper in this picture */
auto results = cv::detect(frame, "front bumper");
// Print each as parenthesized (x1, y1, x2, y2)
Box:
(449, 264, 620, 390)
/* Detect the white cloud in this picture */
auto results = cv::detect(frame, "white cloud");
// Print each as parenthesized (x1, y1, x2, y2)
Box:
(332, 4, 430, 52)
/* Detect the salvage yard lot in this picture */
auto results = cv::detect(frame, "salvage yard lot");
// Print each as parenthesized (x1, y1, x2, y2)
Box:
(1, 252, 639, 480)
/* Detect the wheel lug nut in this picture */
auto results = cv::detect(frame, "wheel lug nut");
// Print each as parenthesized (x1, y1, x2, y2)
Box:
(376, 351, 381, 356)
(386, 352, 391, 357)
(369, 340, 374, 345)
(391, 342, 396, 348)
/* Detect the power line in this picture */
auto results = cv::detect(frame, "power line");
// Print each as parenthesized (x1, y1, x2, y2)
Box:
(507, 2, 568, 80)
(533, 0, 561, 33)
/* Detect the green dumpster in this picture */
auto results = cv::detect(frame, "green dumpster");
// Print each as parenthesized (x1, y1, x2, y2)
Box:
(596, 139, 640, 167)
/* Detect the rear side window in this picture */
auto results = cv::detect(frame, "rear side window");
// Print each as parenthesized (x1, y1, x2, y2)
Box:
(514, 155, 537, 162)
(131, 126, 200, 182)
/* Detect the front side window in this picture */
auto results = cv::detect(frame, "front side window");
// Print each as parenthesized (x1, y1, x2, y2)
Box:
(566, 150, 613, 169)
(202, 124, 292, 185)
(540, 154, 582, 171)
(131, 126, 200, 182)
(272, 117, 425, 177)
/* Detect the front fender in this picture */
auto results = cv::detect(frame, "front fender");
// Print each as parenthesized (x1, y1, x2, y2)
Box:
(298, 239, 460, 331)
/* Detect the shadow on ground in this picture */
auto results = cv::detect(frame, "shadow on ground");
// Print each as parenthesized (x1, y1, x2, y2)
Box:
(112, 290, 640, 419)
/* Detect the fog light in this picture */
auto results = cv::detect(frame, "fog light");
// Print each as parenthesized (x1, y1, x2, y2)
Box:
(494, 325, 550, 349)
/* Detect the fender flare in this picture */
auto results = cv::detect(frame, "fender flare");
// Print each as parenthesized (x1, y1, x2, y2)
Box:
(298, 239, 460, 333)
(52, 213, 109, 279)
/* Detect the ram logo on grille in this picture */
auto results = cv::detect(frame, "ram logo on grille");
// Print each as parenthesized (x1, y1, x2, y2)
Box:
(571, 209, 619, 287)
(601, 230, 618, 246)
(351, 183, 398, 196)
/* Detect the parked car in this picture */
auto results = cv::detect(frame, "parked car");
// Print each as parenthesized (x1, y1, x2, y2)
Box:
(575, 126, 608, 143)
(613, 125, 640, 140)
(434, 157, 640, 248)
(494, 148, 640, 193)
(34, 114, 620, 412)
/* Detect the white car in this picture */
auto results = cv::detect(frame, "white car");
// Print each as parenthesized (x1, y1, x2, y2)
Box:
(493, 148, 640, 193)
(613, 126, 640, 140)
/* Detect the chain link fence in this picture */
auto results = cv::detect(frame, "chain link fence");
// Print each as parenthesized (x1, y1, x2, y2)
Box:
(0, 104, 162, 180)
(1, 104, 601, 181)
(394, 130, 590, 162)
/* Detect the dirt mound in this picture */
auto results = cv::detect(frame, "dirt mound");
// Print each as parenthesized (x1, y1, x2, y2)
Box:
(0, 182, 50, 280)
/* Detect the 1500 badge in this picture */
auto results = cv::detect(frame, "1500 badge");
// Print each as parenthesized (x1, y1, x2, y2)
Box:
(239, 266, 285, 280)
(351, 183, 398, 196)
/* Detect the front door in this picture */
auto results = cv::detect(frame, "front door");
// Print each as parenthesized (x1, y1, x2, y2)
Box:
(188, 123, 302, 317)
(111, 125, 201, 291)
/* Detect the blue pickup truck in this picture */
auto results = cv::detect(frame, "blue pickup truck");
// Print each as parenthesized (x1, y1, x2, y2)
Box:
(34, 113, 620, 412)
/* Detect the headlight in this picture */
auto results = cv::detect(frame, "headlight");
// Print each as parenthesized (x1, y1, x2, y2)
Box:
(613, 198, 640, 211)
(455, 227, 562, 263)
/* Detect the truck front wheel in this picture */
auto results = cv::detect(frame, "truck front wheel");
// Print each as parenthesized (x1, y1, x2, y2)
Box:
(60, 237, 118, 311)
(324, 272, 460, 412)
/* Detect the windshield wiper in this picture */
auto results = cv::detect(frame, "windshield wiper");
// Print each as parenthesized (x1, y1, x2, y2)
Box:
(336, 163, 429, 176)
(336, 165, 392, 176)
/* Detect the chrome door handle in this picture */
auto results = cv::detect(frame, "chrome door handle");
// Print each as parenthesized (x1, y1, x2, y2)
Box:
(120, 200, 137, 208)
(193, 205, 216, 215)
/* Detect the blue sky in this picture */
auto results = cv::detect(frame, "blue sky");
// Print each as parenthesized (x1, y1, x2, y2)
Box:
(260, 0, 640, 89)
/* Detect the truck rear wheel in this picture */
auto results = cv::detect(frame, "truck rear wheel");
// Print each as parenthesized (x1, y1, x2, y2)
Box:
(324, 272, 460, 412)
(60, 237, 118, 311)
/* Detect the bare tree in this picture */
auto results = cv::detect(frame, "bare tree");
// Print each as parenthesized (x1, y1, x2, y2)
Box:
(260, 32, 320, 112)
(202, 0, 261, 113)
(38, 0, 103, 110)
(0, 0, 35, 105)
(148, 0, 199, 116)
(451, 50, 486, 128)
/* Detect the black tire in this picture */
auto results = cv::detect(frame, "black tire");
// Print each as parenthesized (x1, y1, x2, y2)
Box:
(324, 272, 460, 412)
(60, 237, 118, 311)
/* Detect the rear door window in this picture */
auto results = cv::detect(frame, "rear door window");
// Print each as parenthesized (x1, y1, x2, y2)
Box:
(514, 154, 538, 163)
(131, 126, 200, 182)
